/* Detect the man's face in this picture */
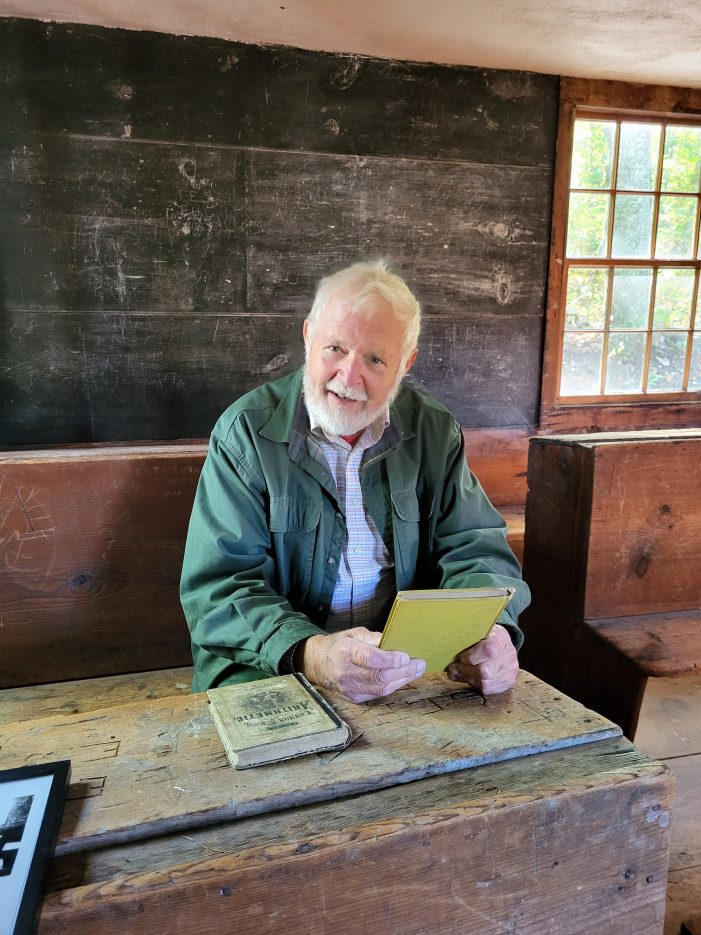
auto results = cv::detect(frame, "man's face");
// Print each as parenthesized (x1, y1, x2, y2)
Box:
(302, 295, 417, 436)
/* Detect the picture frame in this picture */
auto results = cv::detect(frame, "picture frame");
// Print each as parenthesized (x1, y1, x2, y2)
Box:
(0, 761, 71, 935)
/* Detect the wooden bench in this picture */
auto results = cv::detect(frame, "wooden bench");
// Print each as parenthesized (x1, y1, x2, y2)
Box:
(520, 429, 701, 740)
(0, 441, 524, 691)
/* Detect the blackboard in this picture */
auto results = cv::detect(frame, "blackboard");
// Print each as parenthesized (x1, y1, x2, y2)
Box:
(0, 18, 558, 445)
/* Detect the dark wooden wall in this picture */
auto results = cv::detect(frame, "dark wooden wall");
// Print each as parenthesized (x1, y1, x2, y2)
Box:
(0, 18, 558, 446)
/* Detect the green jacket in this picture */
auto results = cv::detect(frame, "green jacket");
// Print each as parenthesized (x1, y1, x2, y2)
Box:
(181, 369, 530, 691)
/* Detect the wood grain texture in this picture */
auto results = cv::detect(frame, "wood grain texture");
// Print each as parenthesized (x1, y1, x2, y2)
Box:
(463, 427, 529, 506)
(0, 449, 201, 686)
(0, 310, 541, 442)
(0, 20, 558, 165)
(38, 756, 671, 935)
(244, 148, 552, 317)
(0, 667, 194, 726)
(586, 611, 701, 678)
(520, 431, 701, 739)
(41, 734, 656, 888)
(0, 17, 556, 446)
(0, 136, 247, 314)
(0, 672, 621, 853)
(585, 439, 701, 618)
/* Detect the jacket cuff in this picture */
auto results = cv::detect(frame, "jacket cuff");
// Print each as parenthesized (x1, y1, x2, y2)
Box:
(497, 614, 524, 652)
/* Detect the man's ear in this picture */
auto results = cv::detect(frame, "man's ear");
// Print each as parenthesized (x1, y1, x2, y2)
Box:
(302, 318, 309, 347)
(403, 347, 418, 374)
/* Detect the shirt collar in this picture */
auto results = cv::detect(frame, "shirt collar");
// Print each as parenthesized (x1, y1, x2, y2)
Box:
(308, 407, 390, 451)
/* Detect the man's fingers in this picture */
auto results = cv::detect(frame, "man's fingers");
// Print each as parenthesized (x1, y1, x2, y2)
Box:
(339, 629, 415, 671)
(308, 628, 426, 702)
(349, 628, 382, 647)
(456, 624, 511, 665)
(447, 625, 519, 695)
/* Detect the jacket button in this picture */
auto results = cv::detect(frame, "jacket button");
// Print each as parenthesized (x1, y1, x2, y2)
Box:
(317, 605, 325, 613)
(327, 557, 336, 565)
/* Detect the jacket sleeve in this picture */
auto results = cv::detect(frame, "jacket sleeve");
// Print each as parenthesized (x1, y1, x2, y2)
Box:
(432, 421, 531, 650)
(180, 425, 323, 689)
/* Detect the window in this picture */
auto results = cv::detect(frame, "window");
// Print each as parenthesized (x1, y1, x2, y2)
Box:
(541, 79, 701, 432)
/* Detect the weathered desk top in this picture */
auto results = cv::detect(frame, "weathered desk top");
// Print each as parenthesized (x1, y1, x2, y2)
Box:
(0, 671, 621, 855)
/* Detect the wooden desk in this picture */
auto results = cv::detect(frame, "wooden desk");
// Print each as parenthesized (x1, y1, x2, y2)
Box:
(1, 673, 673, 934)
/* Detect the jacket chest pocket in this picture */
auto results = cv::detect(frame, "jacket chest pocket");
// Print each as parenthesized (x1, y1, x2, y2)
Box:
(268, 497, 321, 599)
(390, 490, 420, 587)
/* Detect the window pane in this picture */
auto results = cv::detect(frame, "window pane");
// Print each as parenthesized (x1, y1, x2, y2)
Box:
(661, 126, 701, 192)
(565, 267, 608, 329)
(617, 122, 661, 191)
(653, 268, 695, 328)
(655, 195, 698, 258)
(647, 332, 687, 391)
(605, 331, 646, 393)
(689, 333, 701, 390)
(566, 193, 611, 257)
(610, 268, 653, 328)
(611, 194, 654, 257)
(571, 120, 616, 189)
(560, 332, 603, 395)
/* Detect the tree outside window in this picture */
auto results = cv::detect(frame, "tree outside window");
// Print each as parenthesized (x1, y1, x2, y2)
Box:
(560, 115, 701, 400)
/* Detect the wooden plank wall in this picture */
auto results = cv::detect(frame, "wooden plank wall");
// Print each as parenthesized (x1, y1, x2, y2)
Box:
(0, 18, 558, 447)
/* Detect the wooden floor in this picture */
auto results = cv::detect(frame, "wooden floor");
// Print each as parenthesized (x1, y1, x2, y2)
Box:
(635, 674, 701, 935)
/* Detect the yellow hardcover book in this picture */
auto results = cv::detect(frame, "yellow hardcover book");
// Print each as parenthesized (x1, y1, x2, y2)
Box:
(378, 586, 515, 672)
(207, 673, 351, 769)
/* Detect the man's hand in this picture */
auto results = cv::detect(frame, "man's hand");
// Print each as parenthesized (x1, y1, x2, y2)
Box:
(446, 624, 518, 695)
(298, 627, 426, 703)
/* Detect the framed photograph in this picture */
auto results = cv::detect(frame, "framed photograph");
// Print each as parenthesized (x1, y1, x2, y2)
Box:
(0, 761, 71, 935)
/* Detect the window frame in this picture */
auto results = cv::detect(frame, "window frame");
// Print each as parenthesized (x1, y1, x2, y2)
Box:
(540, 77, 701, 433)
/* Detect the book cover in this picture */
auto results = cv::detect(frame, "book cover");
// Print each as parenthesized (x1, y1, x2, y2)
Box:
(378, 586, 515, 673)
(207, 674, 351, 769)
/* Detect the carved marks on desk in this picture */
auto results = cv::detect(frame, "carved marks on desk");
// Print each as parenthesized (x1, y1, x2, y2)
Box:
(0, 475, 57, 584)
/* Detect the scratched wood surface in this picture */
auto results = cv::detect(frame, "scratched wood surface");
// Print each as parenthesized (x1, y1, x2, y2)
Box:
(587, 610, 701, 678)
(585, 438, 701, 618)
(37, 736, 672, 935)
(0, 671, 620, 854)
(0, 19, 558, 164)
(0, 449, 198, 686)
(43, 734, 658, 888)
(0, 17, 557, 446)
(521, 430, 701, 739)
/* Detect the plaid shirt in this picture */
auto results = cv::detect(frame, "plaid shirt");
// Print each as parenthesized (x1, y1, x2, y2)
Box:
(307, 413, 396, 633)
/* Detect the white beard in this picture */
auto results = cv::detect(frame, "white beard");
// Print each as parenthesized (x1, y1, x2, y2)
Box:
(303, 367, 402, 436)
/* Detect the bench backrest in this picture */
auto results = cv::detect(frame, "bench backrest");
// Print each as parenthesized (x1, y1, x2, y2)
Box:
(524, 429, 701, 620)
(0, 445, 206, 688)
(0, 435, 526, 689)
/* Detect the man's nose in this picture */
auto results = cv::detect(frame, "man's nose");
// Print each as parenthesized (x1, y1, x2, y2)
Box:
(339, 353, 363, 386)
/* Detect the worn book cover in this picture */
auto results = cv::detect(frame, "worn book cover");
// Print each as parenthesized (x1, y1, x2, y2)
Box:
(378, 586, 515, 672)
(207, 674, 351, 769)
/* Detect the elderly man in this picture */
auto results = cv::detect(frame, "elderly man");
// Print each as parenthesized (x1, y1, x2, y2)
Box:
(181, 260, 530, 703)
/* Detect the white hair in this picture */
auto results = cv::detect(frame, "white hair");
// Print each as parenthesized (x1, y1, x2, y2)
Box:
(305, 260, 421, 366)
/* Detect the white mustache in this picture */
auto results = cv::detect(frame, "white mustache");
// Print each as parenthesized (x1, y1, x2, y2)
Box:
(325, 378, 368, 402)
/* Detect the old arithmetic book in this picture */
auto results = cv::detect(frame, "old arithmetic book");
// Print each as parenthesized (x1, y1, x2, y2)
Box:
(207, 674, 351, 769)
(378, 586, 515, 673)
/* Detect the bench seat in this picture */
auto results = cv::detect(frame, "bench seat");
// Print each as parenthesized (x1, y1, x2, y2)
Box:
(585, 609, 701, 680)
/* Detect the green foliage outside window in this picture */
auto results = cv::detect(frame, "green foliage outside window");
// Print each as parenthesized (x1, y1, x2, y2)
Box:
(561, 116, 701, 398)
